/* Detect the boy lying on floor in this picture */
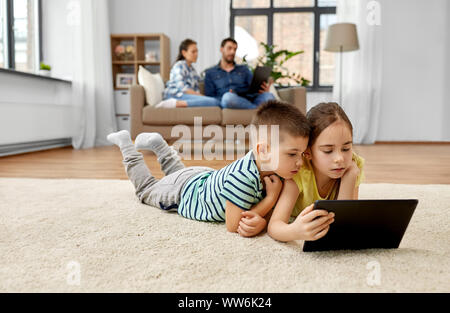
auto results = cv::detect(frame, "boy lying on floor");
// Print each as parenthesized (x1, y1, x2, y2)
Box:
(107, 100, 310, 237)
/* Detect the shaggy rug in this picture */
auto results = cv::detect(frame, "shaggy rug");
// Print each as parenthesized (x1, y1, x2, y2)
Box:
(0, 178, 448, 293)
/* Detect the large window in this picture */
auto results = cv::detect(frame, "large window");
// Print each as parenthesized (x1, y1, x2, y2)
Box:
(0, 0, 41, 73)
(0, 0, 7, 68)
(231, 0, 336, 90)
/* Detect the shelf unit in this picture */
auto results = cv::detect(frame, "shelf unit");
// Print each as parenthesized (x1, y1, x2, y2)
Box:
(110, 33, 170, 131)
(110, 33, 170, 90)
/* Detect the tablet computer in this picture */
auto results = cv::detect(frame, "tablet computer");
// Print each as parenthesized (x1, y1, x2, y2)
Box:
(247, 66, 272, 94)
(302, 199, 418, 252)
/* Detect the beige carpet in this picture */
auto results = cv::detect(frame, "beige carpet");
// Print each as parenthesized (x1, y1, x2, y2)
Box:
(0, 178, 449, 293)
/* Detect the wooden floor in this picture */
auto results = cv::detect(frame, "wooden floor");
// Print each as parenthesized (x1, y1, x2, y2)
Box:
(0, 143, 449, 184)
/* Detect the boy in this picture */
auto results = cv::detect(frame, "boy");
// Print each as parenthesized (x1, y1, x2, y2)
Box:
(107, 100, 310, 237)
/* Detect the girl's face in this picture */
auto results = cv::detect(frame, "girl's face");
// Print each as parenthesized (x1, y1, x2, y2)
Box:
(308, 120, 353, 180)
(182, 44, 198, 64)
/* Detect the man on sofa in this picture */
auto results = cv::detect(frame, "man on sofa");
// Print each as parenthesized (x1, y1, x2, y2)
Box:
(204, 37, 275, 109)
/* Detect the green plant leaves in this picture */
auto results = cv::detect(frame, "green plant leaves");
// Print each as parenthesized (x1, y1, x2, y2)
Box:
(40, 62, 51, 71)
(241, 42, 309, 87)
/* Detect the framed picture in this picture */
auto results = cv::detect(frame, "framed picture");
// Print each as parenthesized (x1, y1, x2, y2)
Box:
(116, 73, 135, 88)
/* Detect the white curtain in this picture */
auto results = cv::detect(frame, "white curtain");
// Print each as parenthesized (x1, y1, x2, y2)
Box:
(70, 0, 116, 149)
(334, 0, 383, 144)
(167, 0, 230, 74)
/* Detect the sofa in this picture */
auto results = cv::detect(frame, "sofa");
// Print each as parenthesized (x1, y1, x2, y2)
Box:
(130, 84, 306, 140)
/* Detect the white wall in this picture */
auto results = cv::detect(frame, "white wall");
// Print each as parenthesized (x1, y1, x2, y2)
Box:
(377, 0, 450, 141)
(444, 0, 450, 140)
(310, 0, 450, 142)
(108, 0, 230, 74)
(0, 72, 73, 145)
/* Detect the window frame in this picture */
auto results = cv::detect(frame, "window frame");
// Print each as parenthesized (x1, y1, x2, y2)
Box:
(2, 0, 42, 71)
(230, 0, 336, 92)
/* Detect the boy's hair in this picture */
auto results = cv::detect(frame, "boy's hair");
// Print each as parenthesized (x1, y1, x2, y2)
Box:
(251, 100, 310, 141)
(306, 102, 353, 146)
(221, 37, 238, 47)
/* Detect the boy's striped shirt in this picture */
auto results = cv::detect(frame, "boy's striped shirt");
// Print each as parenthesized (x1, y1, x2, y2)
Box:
(178, 150, 264, 222)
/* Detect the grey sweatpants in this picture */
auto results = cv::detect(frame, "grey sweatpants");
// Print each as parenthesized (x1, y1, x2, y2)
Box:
(119, 144, 213, 211)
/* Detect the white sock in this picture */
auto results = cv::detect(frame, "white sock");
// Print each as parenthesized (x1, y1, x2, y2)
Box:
(155, 98, 177, 108)
(106, 130, 133, 148)
(135, 132, 170, 154)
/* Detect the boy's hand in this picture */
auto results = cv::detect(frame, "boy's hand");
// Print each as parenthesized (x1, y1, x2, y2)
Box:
(238, 211, 267, 237)
(264, 175, 283, 201)
(292, 204, 335, 241)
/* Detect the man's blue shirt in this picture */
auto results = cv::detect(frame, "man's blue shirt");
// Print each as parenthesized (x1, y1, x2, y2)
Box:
(204, 62, 258, 101)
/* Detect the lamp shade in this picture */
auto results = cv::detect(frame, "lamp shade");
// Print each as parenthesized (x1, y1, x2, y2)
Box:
(324, 23, 359, 52)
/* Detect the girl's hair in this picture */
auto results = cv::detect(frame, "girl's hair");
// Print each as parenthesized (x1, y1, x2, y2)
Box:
(176, 39, 197, 62)
(306, 102, 353, 146)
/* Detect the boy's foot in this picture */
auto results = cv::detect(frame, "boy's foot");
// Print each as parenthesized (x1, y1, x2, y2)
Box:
(135, 132, 168, 154)
(135, 132, 184, 175)
(106, 130, 132, 148)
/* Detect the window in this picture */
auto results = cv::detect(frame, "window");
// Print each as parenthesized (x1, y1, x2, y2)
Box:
(230, 0, 336, 90)
(0, 0, 41, 73)
(0, 0, 6, 67)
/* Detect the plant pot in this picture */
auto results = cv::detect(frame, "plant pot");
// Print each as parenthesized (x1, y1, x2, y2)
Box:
(39, 69, 51, 77)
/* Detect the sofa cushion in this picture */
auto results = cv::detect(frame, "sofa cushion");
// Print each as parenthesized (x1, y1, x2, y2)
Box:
(221, 108, 258, 126)
(142, 106, 222, 126)
(138, 66, 165, 107)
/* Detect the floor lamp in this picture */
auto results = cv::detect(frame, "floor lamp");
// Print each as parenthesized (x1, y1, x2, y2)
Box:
(324, 23, 359, 106)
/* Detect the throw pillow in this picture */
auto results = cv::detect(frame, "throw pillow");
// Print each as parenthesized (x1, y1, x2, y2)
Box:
(137, 66, 165, 106)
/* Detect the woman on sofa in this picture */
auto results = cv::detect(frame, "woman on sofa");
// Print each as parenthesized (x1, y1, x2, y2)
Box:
(156, 39, 221, 108)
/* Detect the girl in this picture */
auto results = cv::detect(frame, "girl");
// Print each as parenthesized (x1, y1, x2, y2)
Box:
(157, 39, 221, 108)
(266, 102, 365, 242)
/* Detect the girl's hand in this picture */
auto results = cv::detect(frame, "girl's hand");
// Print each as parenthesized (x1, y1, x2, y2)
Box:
(264, 175, 283, 202)
(343, 160, 360, 180)
(292, 204, 335, 241)
(238, 211, 267, 237)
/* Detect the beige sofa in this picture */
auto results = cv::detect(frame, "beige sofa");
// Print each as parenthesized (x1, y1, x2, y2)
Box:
(130, 85, 306, 140)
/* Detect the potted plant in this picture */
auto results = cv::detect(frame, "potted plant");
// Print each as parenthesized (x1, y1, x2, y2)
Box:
(242, 42, 310, 88)
(39, 62, 52, 77)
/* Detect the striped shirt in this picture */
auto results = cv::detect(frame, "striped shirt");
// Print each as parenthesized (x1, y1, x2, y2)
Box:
(178, 150, 264, 222)
(163, 60, 201, 99)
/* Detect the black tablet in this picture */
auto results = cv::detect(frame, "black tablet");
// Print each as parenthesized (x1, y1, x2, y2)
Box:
(303, 199, 418, 252)
(247, 66, 272, 94)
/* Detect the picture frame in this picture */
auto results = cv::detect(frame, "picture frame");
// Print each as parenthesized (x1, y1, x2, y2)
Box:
(116, 73, 135, 88)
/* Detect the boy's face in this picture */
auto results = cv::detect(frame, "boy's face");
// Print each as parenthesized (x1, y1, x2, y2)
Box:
(258, 132, 309, 179)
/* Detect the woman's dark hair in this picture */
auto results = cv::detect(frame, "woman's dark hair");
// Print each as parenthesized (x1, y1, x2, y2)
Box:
(306, 102, 353, 147)
(176, 39, 197, 62)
